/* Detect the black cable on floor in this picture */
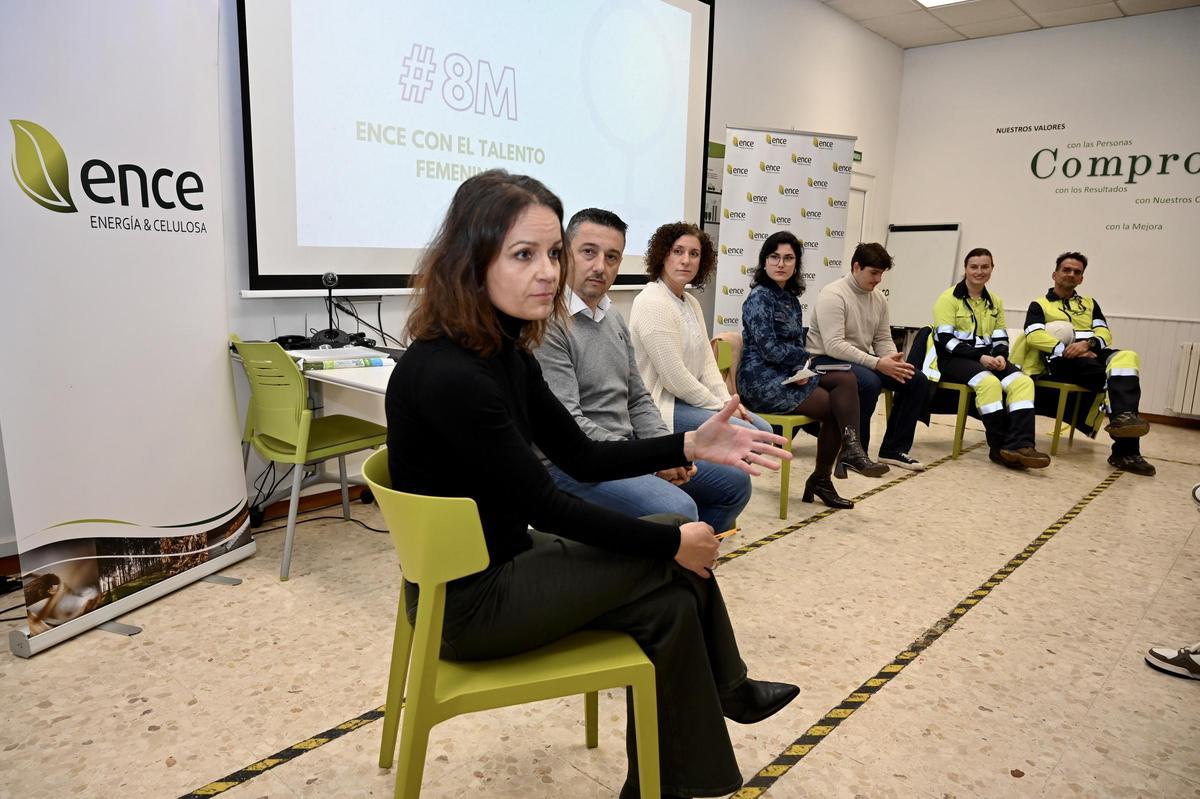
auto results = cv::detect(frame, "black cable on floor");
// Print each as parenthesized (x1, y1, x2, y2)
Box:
(252, 500, 387, 535)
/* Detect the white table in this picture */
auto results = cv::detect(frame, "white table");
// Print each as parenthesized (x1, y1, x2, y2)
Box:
(235, 357, 396, 518)
(301, 363, 394, 490)
(304, 362, 395, 396)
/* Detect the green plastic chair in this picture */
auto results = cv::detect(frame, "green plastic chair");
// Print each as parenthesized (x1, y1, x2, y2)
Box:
(882, 381, 970, 458)
(757, 412, 817, 519)
(712, 338, 813, 519)
(1035, 380, 1105, 456)
(361, 449, 661, 799)
(1009, 333, 1104, 456)
(938, 383, 972, 459)
(231, 337, 387, 580)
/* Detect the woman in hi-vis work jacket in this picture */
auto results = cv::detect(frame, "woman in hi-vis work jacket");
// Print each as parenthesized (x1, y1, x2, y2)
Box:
(925, 248, 1050, 470)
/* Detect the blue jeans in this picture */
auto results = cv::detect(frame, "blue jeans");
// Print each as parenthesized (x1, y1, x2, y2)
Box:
(672, 400, 774, 435)
(810, 357, 927, 456)
(546, 460, 751, 534)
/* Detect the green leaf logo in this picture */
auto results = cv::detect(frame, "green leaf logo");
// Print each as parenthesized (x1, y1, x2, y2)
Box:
(10, 119, 76, 213)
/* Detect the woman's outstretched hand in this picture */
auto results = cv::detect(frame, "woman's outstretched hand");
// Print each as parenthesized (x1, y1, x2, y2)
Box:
(683, 396, 791, 476)
(675, 521, 720, 578)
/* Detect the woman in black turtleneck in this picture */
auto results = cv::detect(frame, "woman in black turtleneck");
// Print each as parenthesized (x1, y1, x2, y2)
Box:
(385, 170, 798, 799)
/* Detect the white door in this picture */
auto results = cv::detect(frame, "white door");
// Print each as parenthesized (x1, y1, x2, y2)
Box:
(845, 170, 874, 263)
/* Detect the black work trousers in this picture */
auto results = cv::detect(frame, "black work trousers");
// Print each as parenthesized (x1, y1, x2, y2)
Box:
(409, 516, 747, 797)
(1045, 349, 1141, 456)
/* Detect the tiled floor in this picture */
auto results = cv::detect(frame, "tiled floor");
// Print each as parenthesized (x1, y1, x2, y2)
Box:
(2, 414, 1197, 798)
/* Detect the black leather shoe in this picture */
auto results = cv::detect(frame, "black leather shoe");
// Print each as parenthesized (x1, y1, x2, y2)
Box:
(720, 679, 799, 724)
(1105, 412, 1150, 438)
(1108, 453, 1156, 476)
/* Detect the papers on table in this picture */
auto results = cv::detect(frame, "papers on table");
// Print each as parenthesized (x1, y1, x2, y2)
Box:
(288, 346, 392, 371)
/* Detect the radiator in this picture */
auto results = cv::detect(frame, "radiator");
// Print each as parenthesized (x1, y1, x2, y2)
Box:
(1170, 342, 1200, 415)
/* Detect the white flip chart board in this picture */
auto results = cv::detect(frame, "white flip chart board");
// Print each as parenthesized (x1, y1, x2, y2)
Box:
(878, 224, 961, 329)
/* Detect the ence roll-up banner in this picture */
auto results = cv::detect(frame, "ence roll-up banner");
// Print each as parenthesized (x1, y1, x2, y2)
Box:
(712, 126, 856, 334)
(0, 0, 252, 658)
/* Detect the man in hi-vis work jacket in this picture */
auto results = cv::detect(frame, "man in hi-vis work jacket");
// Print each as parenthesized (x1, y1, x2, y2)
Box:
(1019, 252, 1154, 476)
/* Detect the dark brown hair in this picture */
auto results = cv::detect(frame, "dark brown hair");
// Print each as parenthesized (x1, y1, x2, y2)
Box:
(1055, 251, 1088, 270)
(405, 170, 568, 355)
(964, 247, 993, 265)
(850, 242, 893, 271)
(644, 221, 717, 288)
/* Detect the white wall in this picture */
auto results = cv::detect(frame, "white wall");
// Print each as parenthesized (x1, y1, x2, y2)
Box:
(888, 8, 1200, 414)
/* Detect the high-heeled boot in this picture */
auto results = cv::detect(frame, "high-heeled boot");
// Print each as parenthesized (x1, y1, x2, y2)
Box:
(838, 426, 889, 477)
(802, 472, 854, 509)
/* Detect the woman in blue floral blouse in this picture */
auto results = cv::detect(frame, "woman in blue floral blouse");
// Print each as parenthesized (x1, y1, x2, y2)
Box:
(738, 232, 886, 508)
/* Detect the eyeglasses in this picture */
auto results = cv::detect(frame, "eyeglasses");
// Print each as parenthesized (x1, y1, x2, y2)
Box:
(766, 253, 796, 265)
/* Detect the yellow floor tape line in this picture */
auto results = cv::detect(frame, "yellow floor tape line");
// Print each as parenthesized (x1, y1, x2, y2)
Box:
(178, 706, 386, 798)
(717, 442, 985, 567)
(182, 441, 996, 796)
(730, 470, 1122, 798)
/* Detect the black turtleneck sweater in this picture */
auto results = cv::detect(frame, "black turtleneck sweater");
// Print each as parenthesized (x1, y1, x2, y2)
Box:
(384, 314, 686, 567)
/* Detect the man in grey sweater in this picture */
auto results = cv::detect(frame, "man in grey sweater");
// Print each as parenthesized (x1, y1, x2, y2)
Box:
(534, 208, 751, 533)
(809, 242, 928, 472)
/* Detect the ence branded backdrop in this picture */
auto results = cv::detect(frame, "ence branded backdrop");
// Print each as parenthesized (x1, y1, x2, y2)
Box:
(0, 0, 251, 656)
(713, 126, 856, 334)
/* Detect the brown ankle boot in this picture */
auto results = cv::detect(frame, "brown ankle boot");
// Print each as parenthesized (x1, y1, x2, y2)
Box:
(838, 427, 889, 478)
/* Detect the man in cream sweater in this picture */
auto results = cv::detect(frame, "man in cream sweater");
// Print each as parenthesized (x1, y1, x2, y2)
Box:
(809, 242, 928, 472)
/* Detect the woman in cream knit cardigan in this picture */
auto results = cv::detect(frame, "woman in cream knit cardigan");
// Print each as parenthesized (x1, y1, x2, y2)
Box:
(630, 222, 772, 435)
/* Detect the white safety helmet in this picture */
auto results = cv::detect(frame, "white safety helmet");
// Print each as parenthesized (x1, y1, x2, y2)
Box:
(1045, 320, 1076, 348)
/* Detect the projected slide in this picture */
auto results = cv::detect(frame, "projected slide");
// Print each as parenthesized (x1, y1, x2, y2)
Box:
(291, 0, 691, 256)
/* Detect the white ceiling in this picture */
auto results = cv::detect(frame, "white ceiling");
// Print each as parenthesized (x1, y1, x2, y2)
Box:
(822, 0, 1200, 47)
